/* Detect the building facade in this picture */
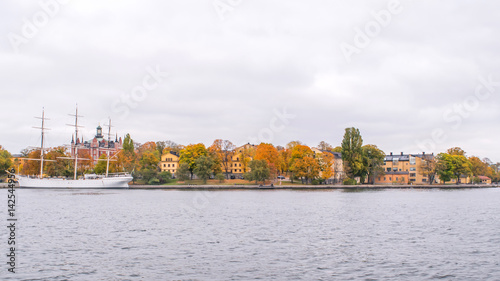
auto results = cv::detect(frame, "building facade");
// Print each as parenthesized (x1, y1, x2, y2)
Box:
(71, 125, 123, 164)
(375, 152, 435, 184)
(159, 151, 180, 175)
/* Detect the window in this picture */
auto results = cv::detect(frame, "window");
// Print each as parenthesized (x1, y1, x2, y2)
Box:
(393, 168, 397, 171)
(172, 164, 175, 167)
(410, 179, 416, 182)
(410, 173, 416, 177)
(396, 177, 399, 180)
(410, 167, 416, 171)
(378, 177, 381, 181)
(393, 159, 399, 166)
(422, 179, 427, 182)
(168, 164, 171, 167)
(387, 168, 391, 172)
(163, 164, 166, 168)
(389, 177, 392, 181)
(384, 177, 386, 181)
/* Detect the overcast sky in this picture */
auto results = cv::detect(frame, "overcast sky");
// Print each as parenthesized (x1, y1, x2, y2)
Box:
(1, 0, 499, 160)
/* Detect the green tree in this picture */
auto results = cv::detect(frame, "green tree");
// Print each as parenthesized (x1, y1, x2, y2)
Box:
(341, 127, 365, 181)
(0, 145, 13, 176)
(436, 153, 452, 183)
(94, 154, 108, 174)
(436, 152, 471, 183)
(245, 159, 270, 184)
(194, 155, 214, 184)
(176, 163, 191, 181)
(362, 144, 385, 184)
(179, 143, 208, 180)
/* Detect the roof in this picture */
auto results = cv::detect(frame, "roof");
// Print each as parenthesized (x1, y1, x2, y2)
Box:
(385, 153, 434, 161)
(321, 150, 342, 159)
(384, 171, 409, 175)
(478, 176, 491, 180)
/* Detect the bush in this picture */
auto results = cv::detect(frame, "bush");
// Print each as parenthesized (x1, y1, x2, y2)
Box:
(215, 173, 225, 183)
(343, 178, 357, 185)
(148, 178, 160, 185)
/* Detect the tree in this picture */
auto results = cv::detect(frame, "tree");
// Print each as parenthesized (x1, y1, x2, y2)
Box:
(208, 139, 235, 179)
(318, 152, 335, 182)
(239, 145, 255, 173)
(341, 127, 365, 181)
(94, 154, 108, 174)
(420, 155, 438, 184)
(118, 133, 138, 174)
(0, 146, 12, 176)
(245, 159, 270, 184)
(436, 152, 471, 183)
(176, 163, 191, 181)
(447, 147, 465, 156)
(317, 141, 333, 151)
(436, 153, 452, 183)
(469, 156, 488, 176)
(289, 144, 316, 183)
(362, 144, 385, 184)
(332, 146, 342, 153)
(44, 146, 73, 177)
(194, 155, 214, 184)
(179, 143, 208, 180)
(255, 143, 279, 178)
(22, 150, 41, 176)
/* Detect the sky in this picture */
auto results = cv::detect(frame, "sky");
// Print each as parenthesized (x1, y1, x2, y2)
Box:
(1, 0, 500, 161)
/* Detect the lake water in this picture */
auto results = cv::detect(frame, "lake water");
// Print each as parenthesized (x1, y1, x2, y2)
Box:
(1, 188, 499, 280)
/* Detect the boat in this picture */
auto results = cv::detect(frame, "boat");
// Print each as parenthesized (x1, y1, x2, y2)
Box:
(16, 107, 133, 189)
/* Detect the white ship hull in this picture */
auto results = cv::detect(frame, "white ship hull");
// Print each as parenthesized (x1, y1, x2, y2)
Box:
(17, 175, 132, 189)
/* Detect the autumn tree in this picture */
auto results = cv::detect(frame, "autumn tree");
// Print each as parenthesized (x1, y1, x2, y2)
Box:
(318, 152, 335, 182)
(289, 144, 317, 183)
(239, 145, 255, 173)
(317, 141, 333, 151)
(469, 156, 488, 176)
(245, 159, 270, 184)
(118, 133, 138, 173)
(341, 127, 365, 181)
(179, 143, 208, 180)
(447, 147, 466, 156)
(255, 143, 280, 178)
(194, 155, 215, 184)
(420, 154, 438, 184)
(209, 139, 235, 179)
(0, 146, 12, 176)
(362, 145, 385, 184)
(22, 150, 41, 176)
(278, 148, 291, 176)
(44, 146, 73, 177)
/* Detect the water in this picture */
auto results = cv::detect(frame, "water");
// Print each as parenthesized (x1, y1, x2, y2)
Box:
(1, 188, 499, 280)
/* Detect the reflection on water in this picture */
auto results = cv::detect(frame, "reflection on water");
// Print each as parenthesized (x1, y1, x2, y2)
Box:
(1, 188, 499, 280)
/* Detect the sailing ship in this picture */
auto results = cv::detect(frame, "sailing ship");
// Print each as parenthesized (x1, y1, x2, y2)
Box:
(16, 107, 132, 188)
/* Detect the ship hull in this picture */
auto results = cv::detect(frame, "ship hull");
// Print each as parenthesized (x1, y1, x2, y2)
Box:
(17, 175, 133, 189)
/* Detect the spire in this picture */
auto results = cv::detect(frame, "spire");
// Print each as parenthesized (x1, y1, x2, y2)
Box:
(71, 134, 74, 144)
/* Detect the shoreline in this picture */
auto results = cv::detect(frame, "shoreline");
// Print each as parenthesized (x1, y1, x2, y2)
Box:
(2, 183, 498, 189)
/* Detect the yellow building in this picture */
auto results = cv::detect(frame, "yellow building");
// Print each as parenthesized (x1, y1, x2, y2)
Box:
(159, 151, 179, 175)
(228, 143, 255, 178)
(375, 152, 435, 184)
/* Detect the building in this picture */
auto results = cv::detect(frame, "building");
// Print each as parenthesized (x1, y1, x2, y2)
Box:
(228, 143, 255, 178)
(375, 152, 435, 184)
(159, 151, 180, 176)
(478, 176, 492, 184)
(71, 125, 123, 164)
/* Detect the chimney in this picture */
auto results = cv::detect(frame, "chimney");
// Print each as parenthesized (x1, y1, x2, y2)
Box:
(401, 152, 403, 156)
(390, 152, 393, 156)
(423, 152, 425, 155)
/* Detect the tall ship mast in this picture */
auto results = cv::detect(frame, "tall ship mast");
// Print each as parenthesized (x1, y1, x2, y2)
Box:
(16, 106, 132, 189)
